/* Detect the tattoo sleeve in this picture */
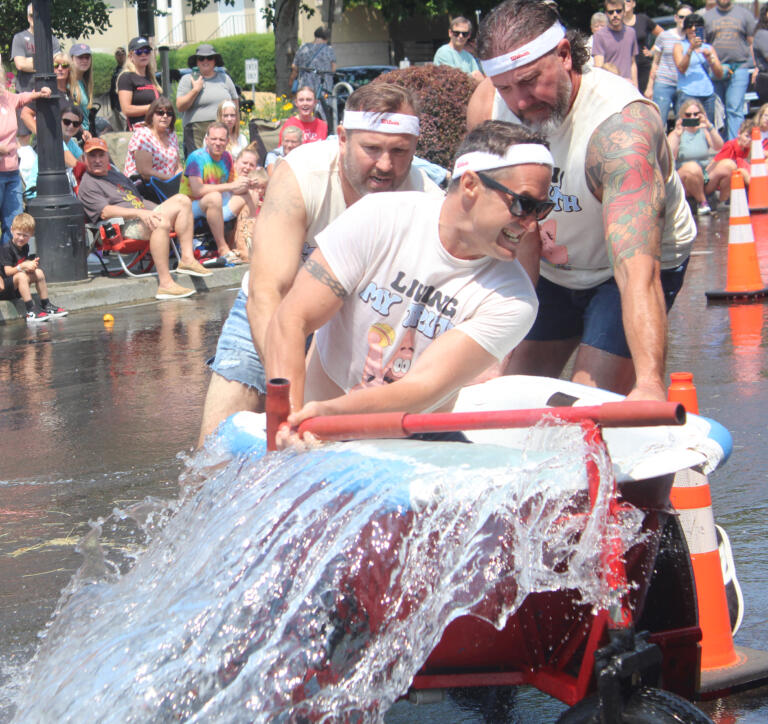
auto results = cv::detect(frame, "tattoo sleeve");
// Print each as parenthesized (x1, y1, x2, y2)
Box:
(304, 256, 347, 298)
(585, 101, 666, 267)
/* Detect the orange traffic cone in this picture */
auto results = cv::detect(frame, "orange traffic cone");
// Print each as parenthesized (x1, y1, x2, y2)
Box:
(667, 373, 740, 671)
(748, 127, 768, 212)
(706, 171, 768, 301)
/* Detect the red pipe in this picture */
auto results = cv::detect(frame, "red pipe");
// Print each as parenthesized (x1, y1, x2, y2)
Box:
(266, 378, 291, 451)
(296, 401, 685, 442)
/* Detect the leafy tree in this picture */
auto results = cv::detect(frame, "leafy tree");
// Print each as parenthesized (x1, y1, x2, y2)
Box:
(0, 0, 111, 56)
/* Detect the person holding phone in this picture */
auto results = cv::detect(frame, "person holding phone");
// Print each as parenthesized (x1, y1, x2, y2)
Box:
(674, 14, 724, 127)
(668, 98, 724, 215)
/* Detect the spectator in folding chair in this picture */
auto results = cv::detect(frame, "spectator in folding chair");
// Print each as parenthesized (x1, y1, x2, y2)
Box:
(77, 138, 212, 300)
(180, 121, 261, 263)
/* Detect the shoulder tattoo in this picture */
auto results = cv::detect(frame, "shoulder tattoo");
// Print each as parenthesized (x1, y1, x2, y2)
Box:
(304, 256, 347, 298)
(585, 102, 666, 265)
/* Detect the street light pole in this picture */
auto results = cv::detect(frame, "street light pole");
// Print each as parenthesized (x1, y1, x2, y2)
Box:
(26, 0, 87, 283)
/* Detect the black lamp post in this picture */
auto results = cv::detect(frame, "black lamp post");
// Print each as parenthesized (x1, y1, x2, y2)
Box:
(26, 0, 87, 283)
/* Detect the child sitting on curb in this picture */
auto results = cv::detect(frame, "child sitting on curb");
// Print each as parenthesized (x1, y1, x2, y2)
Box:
(0, 213, 68, 323)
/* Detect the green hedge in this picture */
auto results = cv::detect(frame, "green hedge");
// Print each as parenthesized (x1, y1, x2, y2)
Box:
(168, 33, 276, 92)
(93, 52, 115, 97)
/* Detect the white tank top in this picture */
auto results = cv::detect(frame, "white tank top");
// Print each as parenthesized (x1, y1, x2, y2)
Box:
(492, 67, 695, 289)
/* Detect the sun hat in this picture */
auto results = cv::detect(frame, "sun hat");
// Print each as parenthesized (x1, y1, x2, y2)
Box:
(187, 43, 224, 68)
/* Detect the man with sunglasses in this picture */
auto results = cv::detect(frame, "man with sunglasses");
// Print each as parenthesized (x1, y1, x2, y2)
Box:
(592, 0, 639, 85)
(266, 121, 546, 429)
(467, 0, 695, 403)
(434, 16, 484, 81)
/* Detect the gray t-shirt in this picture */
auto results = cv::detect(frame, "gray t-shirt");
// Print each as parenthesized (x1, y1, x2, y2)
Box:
(176, 71, 237, 126)
(11, 29, 61, 92)
(78, 169, 149, 225)
(591, 25, 639, 80)
(755, 28, 768, 73)
(704, 5, 757, 65)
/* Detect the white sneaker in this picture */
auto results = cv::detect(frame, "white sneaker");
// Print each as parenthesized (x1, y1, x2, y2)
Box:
(697, 201, 712, 216)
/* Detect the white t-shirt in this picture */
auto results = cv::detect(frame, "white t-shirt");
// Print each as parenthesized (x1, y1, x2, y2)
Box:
(308, 193, 538, 404)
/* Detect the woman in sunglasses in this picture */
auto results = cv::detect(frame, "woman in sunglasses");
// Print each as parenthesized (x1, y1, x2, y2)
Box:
(117, 37, 161, 130)
(124, 96, 182, 190)
(668, 98, 724, 215)
(19, 51, 77, 137)
(673, 13, 724, 126)
(69, 43, 94, 133)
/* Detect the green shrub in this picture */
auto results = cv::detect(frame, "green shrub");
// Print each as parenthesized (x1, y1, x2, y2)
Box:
(92, 52, 115, 97)
(169, 33, 276, 92)
(375, 65, 478, 170)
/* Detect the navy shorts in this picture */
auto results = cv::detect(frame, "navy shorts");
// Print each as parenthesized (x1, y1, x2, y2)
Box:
(526, 260, 689, 359)
(0, 275, 18, 301)
(207, 289, 266, 393)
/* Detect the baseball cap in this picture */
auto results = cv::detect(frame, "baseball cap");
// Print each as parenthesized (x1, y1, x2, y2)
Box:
(129, 37, 151, 53)
(70, 43, 92, 57)
(84, 138, 108, 154)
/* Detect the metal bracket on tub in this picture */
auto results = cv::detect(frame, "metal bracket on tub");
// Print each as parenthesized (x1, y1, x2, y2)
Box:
(594, 628, 663, 723)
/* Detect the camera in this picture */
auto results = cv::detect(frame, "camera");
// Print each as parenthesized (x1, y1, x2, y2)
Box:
(682, 117, 701, 127)
(26, 253, 37, 261)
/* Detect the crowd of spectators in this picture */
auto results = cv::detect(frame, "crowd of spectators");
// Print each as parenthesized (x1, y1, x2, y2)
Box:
(6, 5, 768, 311)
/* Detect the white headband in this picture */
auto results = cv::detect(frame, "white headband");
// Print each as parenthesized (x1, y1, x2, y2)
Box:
(220, 100, 237, 110)
(342, 110, 420, 136)
(481, 23, 566, 77)
(451, 146, 554, 179)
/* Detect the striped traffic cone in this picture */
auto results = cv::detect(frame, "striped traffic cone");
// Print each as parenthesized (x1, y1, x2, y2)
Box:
(667, 373, 740, 671)
(748, 127, 768, 212)
(706, 171, 768, 301)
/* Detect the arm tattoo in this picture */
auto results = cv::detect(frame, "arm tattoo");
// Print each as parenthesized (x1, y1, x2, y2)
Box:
(585, 101, 666, 267)
(304, 257, 347, 298)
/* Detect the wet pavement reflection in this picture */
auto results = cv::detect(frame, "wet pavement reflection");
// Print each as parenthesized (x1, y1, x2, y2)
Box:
(1, 210, 768, 722)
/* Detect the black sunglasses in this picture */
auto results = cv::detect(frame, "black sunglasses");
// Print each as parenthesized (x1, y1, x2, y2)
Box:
(452, 29, 471, 37)
(154, 109, 172, 117)
(606, 9, 623, 15)
(62, 118, 82, 127)
(477, 171, 554, 220)
(134, 47, 152, 56)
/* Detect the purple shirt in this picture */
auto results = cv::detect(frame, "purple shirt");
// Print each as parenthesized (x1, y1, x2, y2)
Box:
(592, 25, 639, 80)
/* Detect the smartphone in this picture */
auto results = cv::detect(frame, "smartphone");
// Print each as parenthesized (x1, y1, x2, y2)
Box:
(192, 67, 200, 80)
(694, 27, 705, 41)
(682, 117, 700, 127)
(27, 253, 38, 261)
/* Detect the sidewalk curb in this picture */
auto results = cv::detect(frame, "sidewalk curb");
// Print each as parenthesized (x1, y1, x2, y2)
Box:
(0, 265, 247, 324)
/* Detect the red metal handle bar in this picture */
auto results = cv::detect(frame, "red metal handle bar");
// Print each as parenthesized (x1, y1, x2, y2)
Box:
(294, 401, 685, 443)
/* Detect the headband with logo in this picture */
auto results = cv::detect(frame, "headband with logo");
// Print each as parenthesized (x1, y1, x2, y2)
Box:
(481, 23, 566, 77)
(342, 110, 420, 136)
(451, 145, 554, 179)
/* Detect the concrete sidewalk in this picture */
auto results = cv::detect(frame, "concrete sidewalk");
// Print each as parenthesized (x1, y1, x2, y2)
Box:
(0, 264, 247, 324)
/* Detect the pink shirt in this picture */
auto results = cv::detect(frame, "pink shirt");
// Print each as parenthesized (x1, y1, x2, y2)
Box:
(124, 125, 180, 179)
(0, 91, 34, 172)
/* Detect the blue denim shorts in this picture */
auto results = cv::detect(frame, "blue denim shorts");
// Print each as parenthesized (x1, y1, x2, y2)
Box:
(192, 192, 237, 223)
(526, 260, 689, 358)
(207, 289, 266, 392)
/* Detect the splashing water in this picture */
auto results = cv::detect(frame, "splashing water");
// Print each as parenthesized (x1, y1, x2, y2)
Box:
(12, 423, 644, 722)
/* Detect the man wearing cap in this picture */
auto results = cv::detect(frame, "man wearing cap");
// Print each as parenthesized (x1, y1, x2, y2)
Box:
(267, 120, 546, 437)
(467, 0, 695, 403)
(77, 137, 213, 300)
(176, 44, 238, 158)
(180, 121, 259, 261)
(433, 16, 484, 82)
(198, 83, 443, 444)
(12, 2, 62, 137)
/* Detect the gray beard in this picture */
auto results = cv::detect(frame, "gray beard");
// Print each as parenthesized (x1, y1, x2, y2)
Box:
(519, 75, 573, 137)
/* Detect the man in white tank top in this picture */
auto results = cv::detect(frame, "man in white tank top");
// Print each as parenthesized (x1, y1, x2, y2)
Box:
(198, 83, 443, 445)
(467, 0, 695, 403)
